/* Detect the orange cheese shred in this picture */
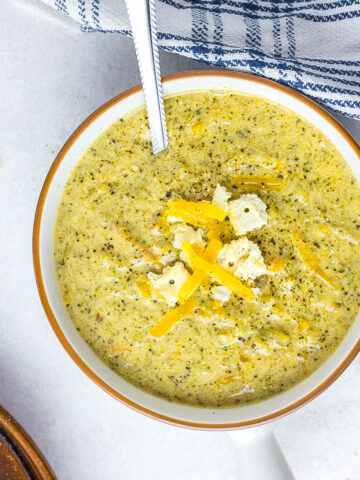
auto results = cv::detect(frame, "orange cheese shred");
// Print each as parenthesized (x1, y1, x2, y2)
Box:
(168, 199, 226, 221)
(181, 242, 254, 300)
(149, 298, 198, 338)
(292, 231, 340, 291)
(201, 277, 212, 292)
(207, 228, 220, 240)
(234, 175, 283, 192)
(178, 270, 205, 304)
(266, 257, 287, 273)
(204, 239, 223, 262)
(115, 222, 162, 269)
(191, 121, 205, 135)
(136, 278, 152, 299)
(192, 242, 206, 256)
(165, 207, 218, 230)
(178, 239, 222, 303)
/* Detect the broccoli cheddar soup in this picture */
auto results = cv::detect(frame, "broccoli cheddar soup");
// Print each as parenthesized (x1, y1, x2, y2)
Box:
(54, 92, 360, 408)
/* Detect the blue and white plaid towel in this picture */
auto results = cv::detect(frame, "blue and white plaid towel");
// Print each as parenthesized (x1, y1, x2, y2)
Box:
(42, 0, 360, 119)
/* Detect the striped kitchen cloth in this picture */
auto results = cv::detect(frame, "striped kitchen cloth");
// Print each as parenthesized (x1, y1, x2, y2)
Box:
(42, 0, 360, 119)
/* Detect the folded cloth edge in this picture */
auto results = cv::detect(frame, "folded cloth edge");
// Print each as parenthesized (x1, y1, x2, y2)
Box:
(40, 0, 360, 120)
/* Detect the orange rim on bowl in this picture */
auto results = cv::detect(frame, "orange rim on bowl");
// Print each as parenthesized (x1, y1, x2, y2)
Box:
(33, 71, 360, 430)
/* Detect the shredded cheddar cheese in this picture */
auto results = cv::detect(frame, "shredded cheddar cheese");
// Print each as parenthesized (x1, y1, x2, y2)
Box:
(177, 270, 205, 304)
(298, 318, 310, 332)
(271, 305, 285, 317)
(115, 222, 162, 268)
(178, 239, 222, 303)
(234, 175, 284, 192)
(266, 257, 287, 273)
(215, 374, 242, 392)
(136, 278, 152, 299)
(207, 229, 220, 240)
(181, 242, 254, 299)
(292, 231, 340, 291)
(191, 121, 205, 135)
(209, 300, 227, 317)
(201, 277, 212, 292)
(168, 199, 226, 221)
(149, 297, 198, 338)
(192, 242, 206, 256)
(165, 207, 218, 230)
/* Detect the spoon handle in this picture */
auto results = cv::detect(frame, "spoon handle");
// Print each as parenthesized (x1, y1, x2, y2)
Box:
(125, 0, 169, 155)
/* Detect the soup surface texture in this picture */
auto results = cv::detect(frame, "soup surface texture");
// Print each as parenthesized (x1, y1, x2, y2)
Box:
(54, 92, 360, 407)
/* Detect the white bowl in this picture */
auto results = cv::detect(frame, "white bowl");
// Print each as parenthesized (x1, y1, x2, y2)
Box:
(33, 71, 360, 430)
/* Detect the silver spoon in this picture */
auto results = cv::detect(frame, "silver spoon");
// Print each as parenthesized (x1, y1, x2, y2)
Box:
(125, 0, 169, 155)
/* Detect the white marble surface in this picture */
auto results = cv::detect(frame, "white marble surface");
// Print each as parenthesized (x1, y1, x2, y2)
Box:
(1, 1, 360, 479)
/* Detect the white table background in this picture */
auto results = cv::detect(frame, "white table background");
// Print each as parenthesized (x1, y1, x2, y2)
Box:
(1, 1, 360, 479)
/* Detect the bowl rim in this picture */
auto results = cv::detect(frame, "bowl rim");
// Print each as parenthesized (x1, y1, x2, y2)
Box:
(33, 70, 360, 430)
(0, 405, 56, 479)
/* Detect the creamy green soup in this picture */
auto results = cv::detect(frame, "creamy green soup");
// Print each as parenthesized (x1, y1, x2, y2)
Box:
(54, 92, 360, 408)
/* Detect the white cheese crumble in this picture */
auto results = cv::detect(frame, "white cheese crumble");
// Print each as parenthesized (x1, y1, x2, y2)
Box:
(211, 285, 232, 304)
(281, 280, 294, 295)
(150, 246, 176, 266)
(217, 238, 267, 280)
(150, 246, 162, 256)
(228, 194, 268, 236)
(171, 223, 205, 249)
(150, 225, 161, 237)
(159, 252, 177, 266)
(167, 216, 183, 223)
(252, 287, 261, 297)
(147, 262, 189, 306)
(218, 333, 237, 345)
(130, 258, 148, 269)
(212, 184, 231, 212)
